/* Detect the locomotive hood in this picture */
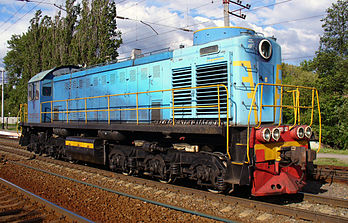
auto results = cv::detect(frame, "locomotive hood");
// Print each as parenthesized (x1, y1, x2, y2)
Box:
(193, 27, 255, 45)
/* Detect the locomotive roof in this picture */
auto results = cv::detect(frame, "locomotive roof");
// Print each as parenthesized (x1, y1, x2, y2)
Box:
(28, 68, 55, 83)
(28, 66, 80, 83)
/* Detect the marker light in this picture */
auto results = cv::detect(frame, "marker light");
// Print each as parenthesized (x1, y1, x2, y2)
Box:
(305, 126, 312, 138)
(272, 128, 281, 141)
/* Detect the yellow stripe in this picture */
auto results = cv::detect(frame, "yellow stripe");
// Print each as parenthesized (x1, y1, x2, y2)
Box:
(274, 65, 282, 120)
(255, 140, 307, 161)
(65, 140, 94, 149)
(207, 57, 224, 62)
(233, 61, 258, 124)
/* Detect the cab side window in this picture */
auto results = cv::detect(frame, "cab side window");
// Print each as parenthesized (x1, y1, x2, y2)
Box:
(34, 82, 39, 100)
(42, 82, 52, 96)
(28, 84, 34, 101)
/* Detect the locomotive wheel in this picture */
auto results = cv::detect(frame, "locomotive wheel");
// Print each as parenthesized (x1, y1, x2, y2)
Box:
(122, 168, 134, 176)
(146, 155, 170, 182)
(109, 150, 132, 175)
(207, 176, 227, 194)
(207, 188, 223, 193)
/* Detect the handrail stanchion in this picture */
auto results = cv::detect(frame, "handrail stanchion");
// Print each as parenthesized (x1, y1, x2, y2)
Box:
(316, 89, 322, 153)
(40, 103, 42, 123)
(217, 86, 221, 126)
(85, 98, 87, 124)
(278, 86, 283, 126)
(247, 83, 259, 164)
(289, 90, 297, 129)
(220, 85, 230, 160)
(256, 84, 264, 128)
(297, 88, 301, 125)
(310, 89, 315, 126)
(136, 93, 139, 125)
(51, 101, 53, 123)
(172, 89, 175, 126)
(66, 100, 69, 123)
(108, 96, 110, 125)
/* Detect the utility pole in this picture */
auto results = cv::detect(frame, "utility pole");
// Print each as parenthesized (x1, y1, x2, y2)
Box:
(1, 69, 4, 129)
(223, 0, 251, 26)
(223, 0, 230, 26)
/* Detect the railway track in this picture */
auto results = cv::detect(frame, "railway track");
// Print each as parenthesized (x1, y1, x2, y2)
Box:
(0, 137, 347, 222)
(312, 164, 348, 183)
(0, 177, 92, 223)
(2, 137, 348, 184)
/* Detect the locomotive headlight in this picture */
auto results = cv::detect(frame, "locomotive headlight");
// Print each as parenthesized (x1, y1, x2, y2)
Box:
(262, 128, 271, 142)
(272, 128, 281, 141)
(259, 39, 272, 60)
(256, 127, 271, 143)
(305, 126, 312, 138)
(297, 126, 305, 139)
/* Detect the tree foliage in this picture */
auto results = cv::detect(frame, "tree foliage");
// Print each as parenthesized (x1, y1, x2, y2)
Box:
(283, 0, 348, 149)
(3, 0, 122, 116)
(319, 0, 347, 56)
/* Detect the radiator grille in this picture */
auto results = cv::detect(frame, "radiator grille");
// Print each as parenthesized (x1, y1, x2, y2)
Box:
(196, 61, 228, 116)
(172, 67, 192, 116)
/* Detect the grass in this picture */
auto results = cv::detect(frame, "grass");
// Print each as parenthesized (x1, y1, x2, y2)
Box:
(0, 124, 18, 131)
(317, 147, 348, 155)
(314, 158, 348, 167)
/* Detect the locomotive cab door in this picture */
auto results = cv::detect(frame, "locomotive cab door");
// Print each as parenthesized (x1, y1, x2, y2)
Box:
(41, 79, 53, 123)
(258, 62, 274, 123)
(27, 81, 41, 123)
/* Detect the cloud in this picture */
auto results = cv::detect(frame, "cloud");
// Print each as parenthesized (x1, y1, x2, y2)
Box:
(0, 0, 338, 66)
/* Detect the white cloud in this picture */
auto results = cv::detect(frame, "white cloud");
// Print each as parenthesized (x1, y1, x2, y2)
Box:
(0, 0, 338, 65)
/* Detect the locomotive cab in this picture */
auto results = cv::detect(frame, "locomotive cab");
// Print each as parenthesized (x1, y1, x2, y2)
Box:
(27, 66, 79, 123)
(27, 69, 53, 123)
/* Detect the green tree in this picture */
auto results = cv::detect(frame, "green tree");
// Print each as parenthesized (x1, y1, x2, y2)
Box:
(86, 0, 122, 65)
(291, 0, 348, 149)
(320, 0, 347, 57)
(3, 0, 122, 116)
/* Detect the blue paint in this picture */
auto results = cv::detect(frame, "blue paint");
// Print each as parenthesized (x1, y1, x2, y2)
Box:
(193, 27, 255, 46)
(28, 27, 282, 126)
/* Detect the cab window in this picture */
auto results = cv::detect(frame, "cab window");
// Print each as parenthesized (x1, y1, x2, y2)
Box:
(42, 82, 52, 96)
(34, 82, 39, 100)
(28, 84, 33, 101)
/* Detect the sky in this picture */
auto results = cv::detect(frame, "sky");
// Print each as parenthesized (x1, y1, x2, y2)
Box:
(0, 0, 337, 71)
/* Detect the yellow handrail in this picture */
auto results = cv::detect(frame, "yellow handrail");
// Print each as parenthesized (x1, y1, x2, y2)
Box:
(40, 84, 232, 159)
(246, 83, 321, 164)
(17, 103, 28, 134)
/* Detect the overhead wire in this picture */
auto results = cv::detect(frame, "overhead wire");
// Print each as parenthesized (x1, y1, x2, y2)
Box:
(0, 3, 26, 30)
(119, 0, 293, 45)
(118, 1, 323, 62)
(2, 0, 45, 32)
(117, 0, 147, 13)
(261, 14, 325, 27)
(282, 55, 316, 61)
(118, 0, 218, 36)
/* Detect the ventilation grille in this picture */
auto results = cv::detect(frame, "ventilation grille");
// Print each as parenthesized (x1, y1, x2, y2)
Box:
(196, 61, 228, 116)
(172, 67, 192, 116)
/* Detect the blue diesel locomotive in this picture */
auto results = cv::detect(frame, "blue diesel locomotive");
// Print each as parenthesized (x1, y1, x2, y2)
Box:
(20, 27, 321, 196)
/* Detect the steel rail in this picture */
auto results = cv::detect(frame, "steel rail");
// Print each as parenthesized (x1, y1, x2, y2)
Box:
(0, 143, 347, 223)
(301, 192, 348, 208)
(8, 161, 235, 223)
(9, 161, 348, 223)
(0, 177, 93, 223)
